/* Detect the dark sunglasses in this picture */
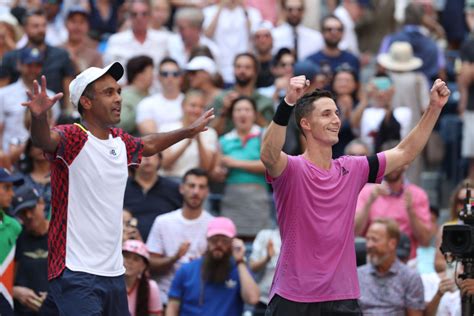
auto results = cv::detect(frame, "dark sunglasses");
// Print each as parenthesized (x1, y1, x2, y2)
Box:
(323, 27, 343, 33)
(159, 71, 181, 78)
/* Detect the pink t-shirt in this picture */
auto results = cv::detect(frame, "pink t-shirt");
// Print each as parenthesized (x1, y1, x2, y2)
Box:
(266, 153, 386, 303)
(127, 279, 162, 316)
(356, 183, 431, 259)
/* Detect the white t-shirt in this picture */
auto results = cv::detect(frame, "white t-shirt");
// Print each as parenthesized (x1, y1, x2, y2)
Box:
(421, 272, 461, 316)
(203, 5, 262, 83)
(168, 34, 222, 72)
(334, 6, 359, 55)
(272, 22, 324, 61)
(249, 229, 281, 304)
(146, 209, 214, 304)
(360, 106, 412, 150)
(103, 29, 170, 85)
(0, 80, 60, 152)
(159, 121, 218, 177)
(135, 93, 184, 132)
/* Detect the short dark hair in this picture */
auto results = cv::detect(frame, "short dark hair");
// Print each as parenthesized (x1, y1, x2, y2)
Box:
(234, 52, 260, 74)
(22, 8, 46, 26)
(320, 14, 344, 32)
(159, 57, 179, 69)
(294, 89, 334, 134)
(404, 3, 424, 25)
(272, 47, 293, 67)
(126, 55, 154, 83)
(229, 95, 257, 118)
(78, 82, 95, 115)
(182, 168, 209, 184)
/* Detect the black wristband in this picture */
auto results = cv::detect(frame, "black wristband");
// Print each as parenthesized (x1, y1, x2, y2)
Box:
(273, 99, 294, 126)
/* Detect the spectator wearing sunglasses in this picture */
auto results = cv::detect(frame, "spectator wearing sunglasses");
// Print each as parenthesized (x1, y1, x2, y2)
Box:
(103, 0, 169, 85)
(306, 15, 360, 81)
(136, 57, 184, 135)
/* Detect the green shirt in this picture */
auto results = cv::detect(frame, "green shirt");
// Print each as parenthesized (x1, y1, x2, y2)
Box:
(219, 126, 267, 187)
(116, 86, 148, 135)
(0, 209, 22, 263)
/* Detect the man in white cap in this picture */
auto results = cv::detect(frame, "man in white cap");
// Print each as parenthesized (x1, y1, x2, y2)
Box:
(186, 56, 222, 106)
(21, 62, 214, 315)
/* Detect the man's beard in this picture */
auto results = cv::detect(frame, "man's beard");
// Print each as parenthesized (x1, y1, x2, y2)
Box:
(235, 76, 252, 87)
(324, 39, 339, 49)
(201, 251, 232, 284)
(29, 35, 45, 46)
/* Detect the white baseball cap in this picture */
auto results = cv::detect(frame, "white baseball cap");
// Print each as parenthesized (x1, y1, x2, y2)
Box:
(186, 56, 217, 76)
(69, 62, 124, 108)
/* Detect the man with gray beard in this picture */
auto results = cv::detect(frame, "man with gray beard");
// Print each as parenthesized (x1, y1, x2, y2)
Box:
(357, 218, 425, 315)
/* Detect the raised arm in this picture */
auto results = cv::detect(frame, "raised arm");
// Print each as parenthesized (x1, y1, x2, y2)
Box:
(22, 76, 63, 153)
(383, 79, 450, 175)
(141, 109, 214, 157)
(260, 76, 309, 178)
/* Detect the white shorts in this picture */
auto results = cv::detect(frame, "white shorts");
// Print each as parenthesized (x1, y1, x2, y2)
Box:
(462, 111, 474, 158)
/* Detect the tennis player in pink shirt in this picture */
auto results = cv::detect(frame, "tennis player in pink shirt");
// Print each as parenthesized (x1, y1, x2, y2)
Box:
(260, 75, 450, 315)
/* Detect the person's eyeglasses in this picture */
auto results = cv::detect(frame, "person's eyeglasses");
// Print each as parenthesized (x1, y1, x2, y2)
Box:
(286, 6, 303, 12)
(323, 27, 343, 33)
(130, 11, 149, 18)
(159, 71, 181, 78)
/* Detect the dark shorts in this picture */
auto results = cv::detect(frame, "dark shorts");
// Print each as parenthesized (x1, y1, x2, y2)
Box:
(265, 294, 362, 316)
(39, 268, 129, 316)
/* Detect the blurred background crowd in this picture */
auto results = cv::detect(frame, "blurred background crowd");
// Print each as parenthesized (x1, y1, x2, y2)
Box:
(1, 0, 474, 315)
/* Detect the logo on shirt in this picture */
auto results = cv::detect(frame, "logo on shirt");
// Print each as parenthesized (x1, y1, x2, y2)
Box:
(225, 279, 237, 289)
(341, 167, 349, 176)
(110, 149, 117, 156)
(24, 249, 48, 259)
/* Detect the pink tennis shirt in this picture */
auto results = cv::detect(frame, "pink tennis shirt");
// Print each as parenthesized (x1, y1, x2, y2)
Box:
(266, 153, 386, 303)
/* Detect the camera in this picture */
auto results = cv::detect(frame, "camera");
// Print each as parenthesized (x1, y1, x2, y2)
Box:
(440, 183, 474, 316)
(441, 183, 474, 258)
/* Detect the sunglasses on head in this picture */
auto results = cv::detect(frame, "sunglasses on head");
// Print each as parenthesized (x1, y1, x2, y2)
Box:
(159, 71, 181, 78)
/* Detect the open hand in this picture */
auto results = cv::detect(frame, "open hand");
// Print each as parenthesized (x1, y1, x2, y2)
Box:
(188, 108, 215, 137)
(429, 79, 450, 109)
(22, 76, 63, 118)
(232, 238, 245, 262)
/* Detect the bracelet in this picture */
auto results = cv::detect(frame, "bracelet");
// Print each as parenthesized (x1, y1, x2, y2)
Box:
(273, 99, 295, 126)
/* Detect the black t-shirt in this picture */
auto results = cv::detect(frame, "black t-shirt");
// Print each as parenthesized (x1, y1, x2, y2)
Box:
(460, 36, 474, 111)
(256, 60, 275, 88)
(14, 230, 48, 316)
(124, 176, 182, 241)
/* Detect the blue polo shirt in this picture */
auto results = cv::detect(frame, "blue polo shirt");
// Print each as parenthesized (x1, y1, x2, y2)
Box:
(169, 258, 243, 316)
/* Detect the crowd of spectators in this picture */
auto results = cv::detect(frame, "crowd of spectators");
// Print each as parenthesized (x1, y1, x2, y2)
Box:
(1, 0, 474, 315)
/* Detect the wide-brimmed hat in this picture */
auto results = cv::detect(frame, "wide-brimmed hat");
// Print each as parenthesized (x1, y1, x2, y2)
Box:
(377, 41, 422, 72)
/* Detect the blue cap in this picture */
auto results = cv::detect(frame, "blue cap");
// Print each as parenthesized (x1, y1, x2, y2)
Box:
(293, 60, 320, 81)
(20, 47, 44, 65)
(0, 168, 24, 185)
(11, 185, 40, 215)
